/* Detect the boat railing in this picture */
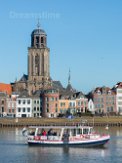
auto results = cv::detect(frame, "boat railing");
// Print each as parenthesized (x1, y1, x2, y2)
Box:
(47, 135, 60, 140)
(33, 135, 61, 141)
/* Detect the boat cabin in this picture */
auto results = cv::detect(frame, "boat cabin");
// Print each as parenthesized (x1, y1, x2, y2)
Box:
(28, 126, 93, 141)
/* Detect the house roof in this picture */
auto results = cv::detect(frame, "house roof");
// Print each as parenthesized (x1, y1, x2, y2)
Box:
(93, 86, 116, 95)
(0, 83, 12, 95)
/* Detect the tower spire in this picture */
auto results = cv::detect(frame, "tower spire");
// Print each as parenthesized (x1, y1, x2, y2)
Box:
(37, 18, 40, 29)
(68, 69, 71, 84)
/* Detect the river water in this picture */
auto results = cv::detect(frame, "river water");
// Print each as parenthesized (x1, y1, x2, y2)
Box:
(0, 127, 122, 163)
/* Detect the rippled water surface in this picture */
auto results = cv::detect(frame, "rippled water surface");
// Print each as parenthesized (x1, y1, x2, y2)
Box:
(0, 127, 122, 163)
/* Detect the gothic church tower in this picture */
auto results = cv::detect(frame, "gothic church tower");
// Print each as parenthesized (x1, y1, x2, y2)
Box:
(28, 23, 52, 94)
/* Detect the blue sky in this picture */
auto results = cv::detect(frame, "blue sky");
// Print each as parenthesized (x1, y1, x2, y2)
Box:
(0, 0, 122, 93)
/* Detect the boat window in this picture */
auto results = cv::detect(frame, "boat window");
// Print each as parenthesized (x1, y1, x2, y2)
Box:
(83, 128, 89, 134)
(89, 128, 92, 134)
(37, 128, 44, 136)
(77, 129, 81, 134)
(28, 129, 35, 136)
(72, 129, 78, 136)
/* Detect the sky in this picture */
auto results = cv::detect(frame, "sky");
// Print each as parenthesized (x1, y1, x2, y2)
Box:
(0, 0, 122, 93)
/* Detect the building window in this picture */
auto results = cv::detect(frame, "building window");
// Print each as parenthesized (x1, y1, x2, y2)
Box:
(37, 107, 39, 111)
(117, 90, 122, 94)
(60, 103, 65, 107)
(23, 100, 26, 104)
(37, 100, 39, 104)
(118, 102, 122, 105)
(34, 100, 36, 104)
(2, 100, 4, 104)
(78, 101, 80, 106)
(23, 108, 26, 112)
(18, 100, 21, 104)
(34, 107, 36, 111)
(119, 107, 122, 112)
(27, 100, 30, 104)
(118, 96, 122, 100)
(73, 102, 75, 107)
(18, 108, 21, 112)
(51, 97, 54, 101)
(2, 107, 4, 112)
(27, 108, 30, 112)
(55, 108, 58, 112)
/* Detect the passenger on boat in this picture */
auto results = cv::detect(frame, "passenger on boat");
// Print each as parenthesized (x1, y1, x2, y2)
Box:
(42, 130, 47, 136)
(47, 129, 53, 136)
(63, 131, 69, 141)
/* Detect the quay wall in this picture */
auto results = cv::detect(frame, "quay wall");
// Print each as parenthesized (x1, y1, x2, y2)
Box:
(0, 116, 122, 127)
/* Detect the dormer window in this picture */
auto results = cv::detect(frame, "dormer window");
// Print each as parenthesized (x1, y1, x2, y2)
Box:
(108, 90, 111, 95)
(97, 90, 101, 95)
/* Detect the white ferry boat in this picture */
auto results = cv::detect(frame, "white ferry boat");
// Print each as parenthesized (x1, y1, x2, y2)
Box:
(23, 125, 110, 147)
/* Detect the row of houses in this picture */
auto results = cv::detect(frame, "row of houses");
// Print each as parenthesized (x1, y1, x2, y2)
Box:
(0, 82, 122, 118)
(0, 89, 88, 118)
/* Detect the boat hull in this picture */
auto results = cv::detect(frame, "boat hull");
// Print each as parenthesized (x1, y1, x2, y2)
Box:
(28, 136, 110, 147)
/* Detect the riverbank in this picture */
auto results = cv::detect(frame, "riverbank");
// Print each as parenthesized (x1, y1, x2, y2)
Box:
(0, 116, 122, 127)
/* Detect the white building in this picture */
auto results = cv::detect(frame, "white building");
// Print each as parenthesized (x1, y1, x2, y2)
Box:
(115, 82, 122, 115)
(32, 96, 41, 117)
(88, 99, 95, 114)
(16, 96, 32, 118)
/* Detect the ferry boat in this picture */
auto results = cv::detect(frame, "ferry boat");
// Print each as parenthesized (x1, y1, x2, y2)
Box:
(23, 125, 110, 147)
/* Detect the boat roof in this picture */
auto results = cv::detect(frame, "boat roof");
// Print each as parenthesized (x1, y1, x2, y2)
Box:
(28, 126, 93, 129)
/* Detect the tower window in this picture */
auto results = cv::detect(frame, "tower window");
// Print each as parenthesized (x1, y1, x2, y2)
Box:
(36, 36, 39, 47)
(36, 36, 39, 44)
(41, 37, 44, 43)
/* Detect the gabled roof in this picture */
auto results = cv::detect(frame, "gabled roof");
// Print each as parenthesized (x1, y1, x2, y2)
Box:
(114, 82, 122, 88)
(73, 91, 85, 99)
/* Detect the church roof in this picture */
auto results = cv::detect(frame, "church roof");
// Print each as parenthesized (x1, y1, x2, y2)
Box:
(19, 74, 28, 82)
(66, 83, 74, 92)
(52, 81, 64, 91)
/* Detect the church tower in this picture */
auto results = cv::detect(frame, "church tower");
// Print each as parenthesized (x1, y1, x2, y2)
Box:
(28, 23, 51, 94)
